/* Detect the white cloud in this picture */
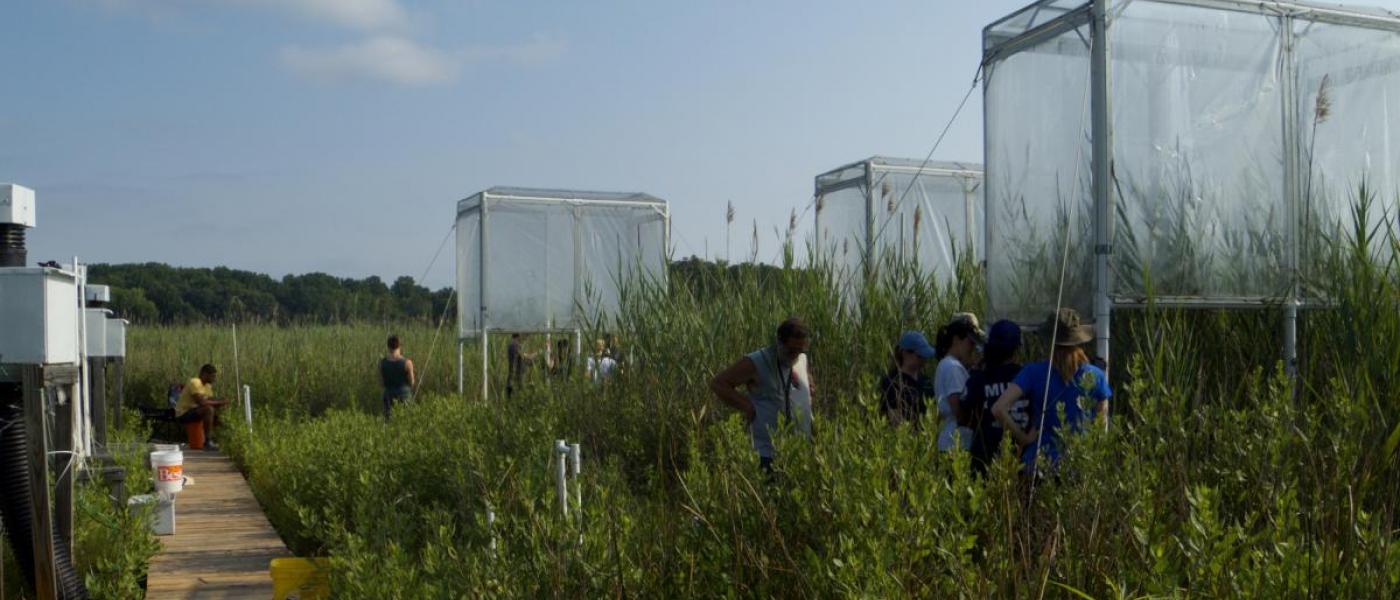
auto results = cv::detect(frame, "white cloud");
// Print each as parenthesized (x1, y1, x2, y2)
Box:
(232, 0, 408, 31)
(281, 37, 457, 85)
(461, 34, 567, 67)
(281, 35, 567, 86)
(90, 0, 408, 31)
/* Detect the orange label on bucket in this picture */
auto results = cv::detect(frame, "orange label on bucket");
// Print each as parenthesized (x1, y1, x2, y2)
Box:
(158, 464, 183, 482)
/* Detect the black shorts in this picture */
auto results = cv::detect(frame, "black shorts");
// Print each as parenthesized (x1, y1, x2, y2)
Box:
(177, 408, 204, 423)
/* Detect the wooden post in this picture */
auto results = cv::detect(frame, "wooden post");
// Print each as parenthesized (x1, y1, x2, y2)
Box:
(22, 365, 58, 600)
(111, 357, 125, 430)
(88, 357, 107, 448)
(53, 382, 74, 562)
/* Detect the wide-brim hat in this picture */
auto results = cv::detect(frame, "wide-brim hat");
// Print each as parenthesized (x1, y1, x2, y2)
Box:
(1043, 308, 1095, 347)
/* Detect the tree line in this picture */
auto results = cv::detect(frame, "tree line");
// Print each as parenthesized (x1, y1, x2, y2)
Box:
(87, 258, 786, 325)
(89, 263, 455, 325)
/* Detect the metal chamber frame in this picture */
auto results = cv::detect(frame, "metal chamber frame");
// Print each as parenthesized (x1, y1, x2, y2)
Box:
(982, 0, 1400, 373)
(813, 157, 985, 290)
(454, 188, 671, 398)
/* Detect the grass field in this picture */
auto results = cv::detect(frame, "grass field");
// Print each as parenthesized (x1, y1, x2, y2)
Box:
(116, 224, 1400, 597)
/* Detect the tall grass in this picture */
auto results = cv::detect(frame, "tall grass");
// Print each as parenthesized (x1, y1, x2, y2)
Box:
(121, 192, 1400, 597)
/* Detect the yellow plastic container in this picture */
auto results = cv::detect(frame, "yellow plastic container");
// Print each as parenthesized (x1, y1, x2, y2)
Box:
(270, 557, 331, 600)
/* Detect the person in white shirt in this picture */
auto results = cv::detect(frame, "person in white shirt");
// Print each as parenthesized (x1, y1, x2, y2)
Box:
(934, 314, 985, 451)
(586, 339, 618, 384)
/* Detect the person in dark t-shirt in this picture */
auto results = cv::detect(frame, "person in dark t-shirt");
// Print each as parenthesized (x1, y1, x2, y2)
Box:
(878, 331, 937, 429)
(967, 320, 1026, 475)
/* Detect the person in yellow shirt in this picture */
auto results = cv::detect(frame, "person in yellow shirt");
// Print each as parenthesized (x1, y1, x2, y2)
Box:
(176, 364, 229, 451)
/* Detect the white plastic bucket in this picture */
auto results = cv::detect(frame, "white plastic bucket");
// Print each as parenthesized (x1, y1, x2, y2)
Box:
(152, 450, 184, 494)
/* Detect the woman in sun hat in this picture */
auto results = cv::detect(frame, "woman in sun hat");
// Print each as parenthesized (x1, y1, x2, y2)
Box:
(991, 308, 1111, 471)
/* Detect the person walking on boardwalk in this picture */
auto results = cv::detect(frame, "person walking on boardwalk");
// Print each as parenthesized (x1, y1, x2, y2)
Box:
(710, 317, 815, 472)
(967, 320, 1026, 475)
(878, 331, 936, 429)
(380, 334, 416, 419)
(175, 364, 229, 451)
(992, 308, 1112, 473)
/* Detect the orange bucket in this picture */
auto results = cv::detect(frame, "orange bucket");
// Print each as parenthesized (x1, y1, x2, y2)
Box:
(184, 420, 205, 449)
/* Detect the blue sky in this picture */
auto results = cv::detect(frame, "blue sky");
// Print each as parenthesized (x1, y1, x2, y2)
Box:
(13, 0, 1369, 288)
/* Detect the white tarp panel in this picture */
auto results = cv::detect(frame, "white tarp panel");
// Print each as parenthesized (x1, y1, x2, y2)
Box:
(456, 190, 667, 338)
(985, 24, 1093, 323)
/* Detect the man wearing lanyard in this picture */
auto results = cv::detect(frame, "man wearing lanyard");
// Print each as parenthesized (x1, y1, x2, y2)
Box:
(710, 317, 815, 471)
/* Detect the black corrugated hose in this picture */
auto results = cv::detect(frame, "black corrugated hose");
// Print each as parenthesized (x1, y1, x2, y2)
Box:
(0, 400, 91, 599)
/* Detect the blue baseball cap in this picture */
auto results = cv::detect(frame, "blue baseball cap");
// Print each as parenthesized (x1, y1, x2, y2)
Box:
(987, 319, 1022, 350)
(897, 331, 936, 359)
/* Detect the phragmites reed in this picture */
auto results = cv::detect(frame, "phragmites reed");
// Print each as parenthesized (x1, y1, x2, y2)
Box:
(750, 219, 759, 262)
(726, 200, 735, 224)
(788, 208, 798, 237)
(1314, 74, 1332, 125)
(914, 204, 923, 237)
(815, 193, 824, 214)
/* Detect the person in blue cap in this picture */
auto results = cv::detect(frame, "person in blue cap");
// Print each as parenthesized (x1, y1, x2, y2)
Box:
(878, 331, 937, 428)
(966, 320, 1026, 475)
(993, 308, 1112, 473)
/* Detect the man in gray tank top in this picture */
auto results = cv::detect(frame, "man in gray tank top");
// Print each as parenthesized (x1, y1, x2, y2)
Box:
(709, 317, 815, 471)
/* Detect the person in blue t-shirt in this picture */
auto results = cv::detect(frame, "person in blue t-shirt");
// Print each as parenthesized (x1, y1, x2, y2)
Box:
(992, 308, 1111, 472)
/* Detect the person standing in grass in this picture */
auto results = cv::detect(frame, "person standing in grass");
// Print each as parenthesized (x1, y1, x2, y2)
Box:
(175, 364, 229, 451)
(380, 335, 416, 419)
(967, 320, 1026, 475)
(934, 315, 985, 452)
(586, 339, 618, 384)
(506, 333, 536, 397)
(878, 331, 936, 428)
(710, 317, 815, 471)
(992, 308, 1111, 473)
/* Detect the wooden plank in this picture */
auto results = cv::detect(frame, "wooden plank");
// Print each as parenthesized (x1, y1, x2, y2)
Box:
(145, 451, 291, 599)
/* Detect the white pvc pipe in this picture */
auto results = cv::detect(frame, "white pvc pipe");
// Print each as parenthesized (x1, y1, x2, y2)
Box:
(554, 439, 569, 518)
(486, 508, 497, 557)
(569, 443, 582, 519)
(242, 385, 253, 433)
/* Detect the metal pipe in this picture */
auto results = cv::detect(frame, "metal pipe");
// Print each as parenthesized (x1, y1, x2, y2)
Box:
(480, 195, 490, 401)
(1091, 0, 1114, 372)
(1281, 14, 1303, 379)
(74, 261, 90, 459)
(864, 161, 876, 281)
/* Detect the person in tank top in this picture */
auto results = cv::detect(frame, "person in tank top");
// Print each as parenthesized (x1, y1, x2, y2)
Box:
(709, 317, 815, 472)
(380, 335, 416, 419)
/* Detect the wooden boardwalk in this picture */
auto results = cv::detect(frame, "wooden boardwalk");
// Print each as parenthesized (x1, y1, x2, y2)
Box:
(145, 450, 290, 599)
